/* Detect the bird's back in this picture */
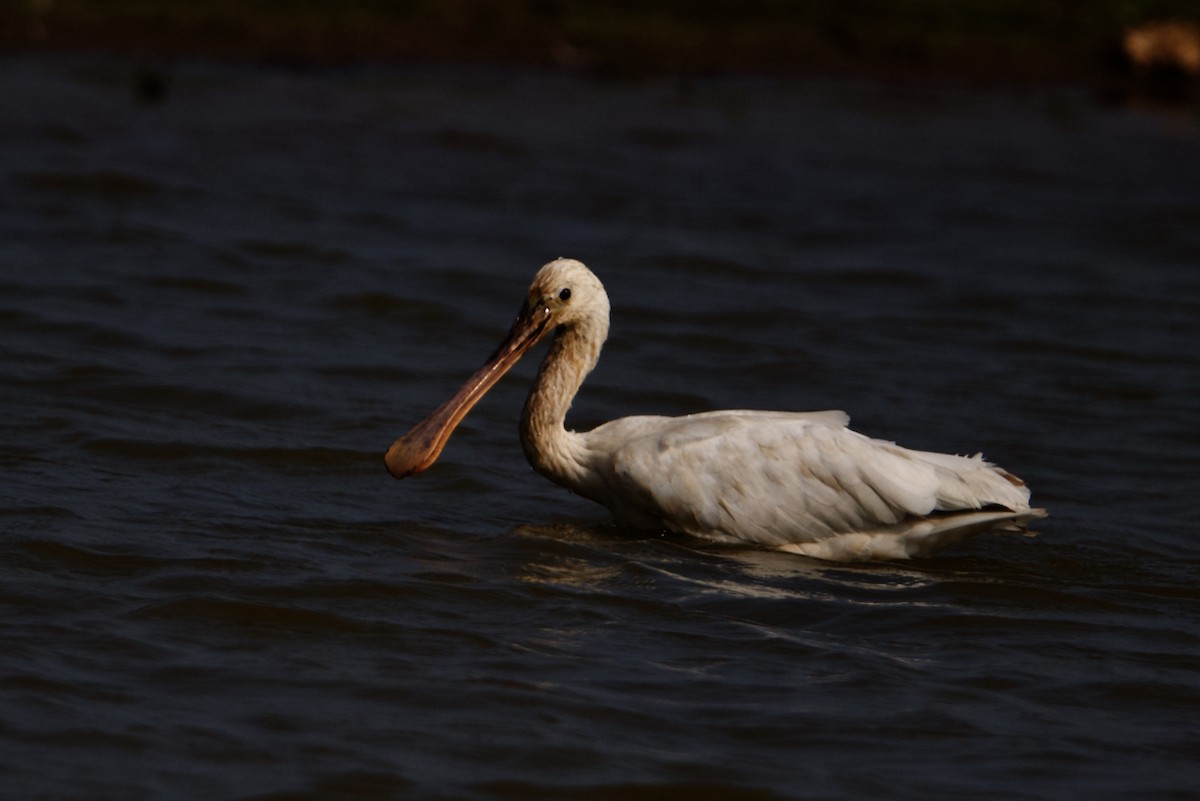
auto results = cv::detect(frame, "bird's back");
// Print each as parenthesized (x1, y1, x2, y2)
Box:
(579, 409, 1041, 560)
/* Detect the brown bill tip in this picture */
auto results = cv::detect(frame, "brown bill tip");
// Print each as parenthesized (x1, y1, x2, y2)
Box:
(384, 428, 439, 479)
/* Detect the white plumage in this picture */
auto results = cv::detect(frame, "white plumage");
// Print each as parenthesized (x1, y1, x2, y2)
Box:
(386, 258, 1045, 561)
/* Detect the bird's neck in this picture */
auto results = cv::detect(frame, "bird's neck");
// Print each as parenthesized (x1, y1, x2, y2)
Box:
(519, 321, 603, 493)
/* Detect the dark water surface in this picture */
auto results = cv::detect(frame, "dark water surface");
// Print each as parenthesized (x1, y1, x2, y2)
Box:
(2, 55, 1199, 800)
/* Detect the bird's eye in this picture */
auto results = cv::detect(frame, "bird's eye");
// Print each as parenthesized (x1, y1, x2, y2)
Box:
(558, 288, 571, 301)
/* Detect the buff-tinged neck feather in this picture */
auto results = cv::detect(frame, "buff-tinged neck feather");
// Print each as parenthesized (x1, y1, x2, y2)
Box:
(519, 316, 605, 494)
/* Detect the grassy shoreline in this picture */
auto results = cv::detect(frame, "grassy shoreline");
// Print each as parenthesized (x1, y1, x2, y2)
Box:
(4, 1, 1199, 83)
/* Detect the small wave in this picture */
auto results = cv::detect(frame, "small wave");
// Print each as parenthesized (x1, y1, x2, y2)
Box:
(432, 127, 527, 157)
(16, 169, 162, 199)
(236, 238, 351, 265)
(143, 276, 246, 296)
(67, 381, 311, 421)
(80, 438, 371, 471)
(128, 595, 397, 636)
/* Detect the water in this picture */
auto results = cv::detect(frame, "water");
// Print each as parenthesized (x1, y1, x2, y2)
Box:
(2, 54, 1199, 800)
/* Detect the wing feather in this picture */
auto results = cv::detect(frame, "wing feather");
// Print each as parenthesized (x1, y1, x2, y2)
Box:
(596, 410, 1032, 548)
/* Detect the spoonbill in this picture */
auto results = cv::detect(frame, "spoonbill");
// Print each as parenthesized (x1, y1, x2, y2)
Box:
(386, 258, 1045, 561)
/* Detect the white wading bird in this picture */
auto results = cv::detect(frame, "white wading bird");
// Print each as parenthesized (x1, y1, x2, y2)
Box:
(386, 258, 1045, 561)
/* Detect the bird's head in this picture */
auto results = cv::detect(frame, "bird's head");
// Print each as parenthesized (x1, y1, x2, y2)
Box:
(384, 258, 609, 479)
(521, 257, 610, 334)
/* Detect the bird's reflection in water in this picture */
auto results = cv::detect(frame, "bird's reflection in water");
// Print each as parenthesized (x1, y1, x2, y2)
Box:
(508, 522, 633, 590)
(507, 520, 938, 602)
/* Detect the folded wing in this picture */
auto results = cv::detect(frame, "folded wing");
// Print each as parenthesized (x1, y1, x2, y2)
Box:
(595, 410, 1035, 553)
